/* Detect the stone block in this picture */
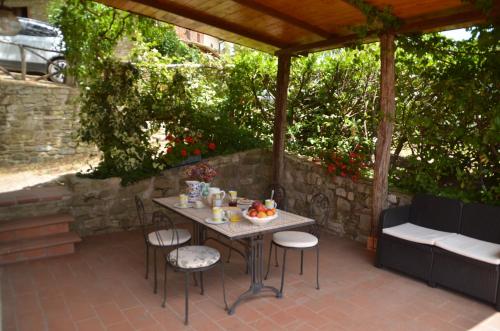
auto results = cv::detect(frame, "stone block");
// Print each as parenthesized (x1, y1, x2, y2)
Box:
(335, 188, 346, 198)
(387, 194, 398, 204)
(337, 197, 351, 212)
(347, 192, 355, 201)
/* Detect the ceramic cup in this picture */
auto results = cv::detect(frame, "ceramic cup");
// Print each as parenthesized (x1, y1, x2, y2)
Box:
(194, 200, 204, 208)
(265, 199, 277, 209)
(212, 207, 223, 222)
(179, 194, 188, 207)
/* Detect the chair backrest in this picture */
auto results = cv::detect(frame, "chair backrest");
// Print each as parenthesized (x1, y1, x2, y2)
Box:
(268, 183, 286, 211)
(460, 203, 500, 244)
(409, 194, 462, 232)
(152, 211, 181, 267)
(309, 192, 330, 237)
(135, 195, 148, 238)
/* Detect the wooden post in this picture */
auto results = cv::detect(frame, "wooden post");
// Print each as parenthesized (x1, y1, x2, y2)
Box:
(272, 54, 291, 186)
(369, 32, 396, 250)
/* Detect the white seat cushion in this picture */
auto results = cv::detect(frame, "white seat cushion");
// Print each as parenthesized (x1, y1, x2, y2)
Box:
(148, 229, 191, 247)
(435, 234, 500, 265)
(168, 245, 220, 269)
(273, 231, 318, 248)
(382, 222, 454, 245)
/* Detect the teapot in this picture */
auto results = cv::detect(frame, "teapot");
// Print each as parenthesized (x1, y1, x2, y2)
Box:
(206, 187, 226, 206)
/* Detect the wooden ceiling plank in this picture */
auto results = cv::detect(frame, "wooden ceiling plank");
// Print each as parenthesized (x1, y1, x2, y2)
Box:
(231, 0, 333, 38)
(277, 8, 492, 55)
(131, 0, 290, 48)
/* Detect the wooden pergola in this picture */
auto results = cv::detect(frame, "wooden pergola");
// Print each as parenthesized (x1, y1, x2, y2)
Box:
(94, 0, 497, 248)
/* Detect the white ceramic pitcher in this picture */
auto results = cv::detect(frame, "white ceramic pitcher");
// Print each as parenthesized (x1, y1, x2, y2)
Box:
(206, 187, 226, 206)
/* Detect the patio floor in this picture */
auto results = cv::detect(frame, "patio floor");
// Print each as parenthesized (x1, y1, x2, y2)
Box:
(2, 229, 499, 331)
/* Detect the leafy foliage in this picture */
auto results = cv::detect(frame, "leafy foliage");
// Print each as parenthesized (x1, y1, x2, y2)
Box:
(50, 1, 499, 204)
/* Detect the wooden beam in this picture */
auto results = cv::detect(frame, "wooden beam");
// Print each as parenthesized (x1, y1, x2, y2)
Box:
(369, 32, 395, 250)
(231, 0, 332, 39)
(272, 54, 291, 186)
(275, 32, 377, 56)
(276, 9, 492, 56)
(131, 0, 290, 49)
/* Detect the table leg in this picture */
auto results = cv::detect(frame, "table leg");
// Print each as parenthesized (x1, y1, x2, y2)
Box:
(228, 235, 281, 315)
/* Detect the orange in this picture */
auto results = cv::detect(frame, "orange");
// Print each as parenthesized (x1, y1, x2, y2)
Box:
(266, 210, 275, 216)
(257, 211, 267, 218)
(249, 210, 258, 217)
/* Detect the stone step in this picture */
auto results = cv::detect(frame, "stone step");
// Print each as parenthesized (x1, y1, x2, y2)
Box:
(0, 186, 72, 220)
(0, 232, 81, 265)
(0, 214, 74, 241)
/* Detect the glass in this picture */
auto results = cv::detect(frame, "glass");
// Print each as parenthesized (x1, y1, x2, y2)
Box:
(228, 190, 238, 207)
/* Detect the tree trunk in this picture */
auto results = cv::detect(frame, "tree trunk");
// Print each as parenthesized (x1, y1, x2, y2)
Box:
(369, 33, 396, 250)
(272, 54, 291, 186)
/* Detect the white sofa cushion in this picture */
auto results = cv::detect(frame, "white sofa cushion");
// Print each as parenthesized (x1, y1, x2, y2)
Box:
(435, 234, 500, 265)
(382, 222, 454, 245)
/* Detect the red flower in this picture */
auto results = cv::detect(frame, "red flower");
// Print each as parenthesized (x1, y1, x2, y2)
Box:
(166, 147, 173, 154)
(351, 175, 358, 182)
(175, 138, 181, 143)
(341, 172, 347, 177)
(181, 149, 188, 157)
(208, 142, 216, 151)
(327, 164, 335, 173)
(341, 164, 347, 169)
(185, 136, 194, 144)
(166, 134, 174, 141)
(193, 148, 201, 156)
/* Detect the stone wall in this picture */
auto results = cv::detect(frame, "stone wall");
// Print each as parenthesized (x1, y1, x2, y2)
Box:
(66, 149, 272, 236)
(5, 0, 48, 21)
(0, 79, 95, 166)
(61, 148, 411, 244)
(282, 153, 412, 243)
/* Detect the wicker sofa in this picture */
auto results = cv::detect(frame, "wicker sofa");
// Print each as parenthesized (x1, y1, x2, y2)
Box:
(375, 194, 500, 310)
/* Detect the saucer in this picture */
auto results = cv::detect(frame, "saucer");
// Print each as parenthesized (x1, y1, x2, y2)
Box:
(204, 217, 228, 225)
(174, 203, 192, 209)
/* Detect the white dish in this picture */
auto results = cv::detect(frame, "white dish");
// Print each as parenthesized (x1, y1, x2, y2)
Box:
(242, 210, 278, 226)
(174, 203, 193, 209)
(204, 217, 229, 225)
(237, 198, 253, 205)
(193, 203, 205, 209)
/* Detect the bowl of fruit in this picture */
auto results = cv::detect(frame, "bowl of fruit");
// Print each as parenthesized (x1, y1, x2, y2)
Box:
(243, 201, 278, 226)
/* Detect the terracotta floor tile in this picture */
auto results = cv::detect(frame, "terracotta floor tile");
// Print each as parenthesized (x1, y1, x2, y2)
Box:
(94, 302, 126, 326)
(4, 230, 500, 331)
(76, 317, 106, 331)
(67, 300, 97, 322)
(46, 315, 77, 331)
(123, 306, 158, 329)
(217, 316, 254, 331)
(106, 321, 135, 331)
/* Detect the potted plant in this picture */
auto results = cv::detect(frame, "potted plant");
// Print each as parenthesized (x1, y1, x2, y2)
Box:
(161, 133, 217, 167)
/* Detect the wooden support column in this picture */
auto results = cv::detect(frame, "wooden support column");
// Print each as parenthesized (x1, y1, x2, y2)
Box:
(272, 54, 291, 186)
(369, 32, 396, 250)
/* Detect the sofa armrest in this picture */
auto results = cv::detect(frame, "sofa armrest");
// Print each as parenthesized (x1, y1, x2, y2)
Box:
(379, 205, 411, 231)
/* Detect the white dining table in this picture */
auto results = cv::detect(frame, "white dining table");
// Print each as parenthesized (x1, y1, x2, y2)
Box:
(153, 196, 315, 314)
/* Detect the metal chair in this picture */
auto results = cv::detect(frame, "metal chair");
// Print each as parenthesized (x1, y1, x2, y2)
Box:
(135, 195, 191, 294)
(154, 210, 228, 325)
(265, 192, 330, 295)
